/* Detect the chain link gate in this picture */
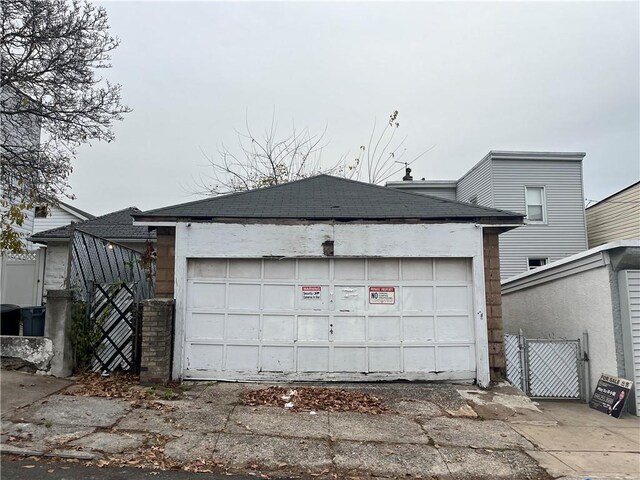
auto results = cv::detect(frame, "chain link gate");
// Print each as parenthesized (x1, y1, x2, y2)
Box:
(505, 332, 584, 399)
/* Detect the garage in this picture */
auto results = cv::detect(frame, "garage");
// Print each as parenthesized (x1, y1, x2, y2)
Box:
(133, 174, 523, 386)
(184, 257, 475, 380)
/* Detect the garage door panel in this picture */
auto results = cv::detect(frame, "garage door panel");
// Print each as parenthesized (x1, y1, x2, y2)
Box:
(263, 259, 295, 279)
(298, 347, 329, 371)
(404, 347, 436, 371)
(228, 284, 260, 310)
(438, 346, 474, 371)
(368, 259, 399, 280)
(435, 259, 470, 281)
(188, 259, 227, 279)
(298, 316, 329, 341)
(298, 259, 330, 280)
(369, 347, 401, 371)
(187, 344, 223, 371)
(189, 282, 226, 309)
(402, 286, 434, 311)
(263, 285, 296, 310)
(436, 286, 469, 311)
(262, 315, 295, 341)
(226, 315, 260, 340)
(335, 286, 366, 311)
(369, 316, 401, 342)
(334, 347, 366, 372)
(298, 285, 329, 311)
(368, 290, 400, 313)
(401, 259, 434, 280)
(334, 259, 365, 280)
(187, 313, 224, 340)
(262, 347, 295, 372)
(229, 260, 262, 279)
(334, 316, 366, 342)
(226, 345, 259, 371)
(437, 316, 473, 342)
(403, 316, 435, 342)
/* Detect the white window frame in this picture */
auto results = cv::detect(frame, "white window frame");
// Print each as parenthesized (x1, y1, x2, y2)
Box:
(527, 257, 550, 270)
(524, 186, 547, 224)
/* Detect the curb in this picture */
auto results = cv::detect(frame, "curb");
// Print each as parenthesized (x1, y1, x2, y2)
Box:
(1, 445, 99, 461)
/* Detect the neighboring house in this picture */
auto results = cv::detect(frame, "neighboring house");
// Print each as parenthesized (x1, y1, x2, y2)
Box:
(501, 240, 640, 416)
(133, 174, 523, 386)
(0, 201, 93, 307)
(30, 207, 156, 303)
(586, 181, 640, 249)
(387, 151, 588, 280)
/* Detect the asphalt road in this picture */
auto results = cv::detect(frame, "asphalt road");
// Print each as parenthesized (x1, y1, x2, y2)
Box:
(0, 457, 258, 479)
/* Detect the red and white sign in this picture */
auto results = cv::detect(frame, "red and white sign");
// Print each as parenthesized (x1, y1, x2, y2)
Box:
(369, 286, 396, 304)
(301, 286, 322, 300)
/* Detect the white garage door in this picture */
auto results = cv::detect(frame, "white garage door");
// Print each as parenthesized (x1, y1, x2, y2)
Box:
(182, 258, 476, 381)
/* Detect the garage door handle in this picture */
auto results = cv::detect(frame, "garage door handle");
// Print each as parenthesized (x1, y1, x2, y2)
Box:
(329, 323, 333, 334)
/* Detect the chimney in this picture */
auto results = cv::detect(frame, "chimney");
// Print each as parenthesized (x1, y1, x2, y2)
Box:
(402, 167, 413, 181)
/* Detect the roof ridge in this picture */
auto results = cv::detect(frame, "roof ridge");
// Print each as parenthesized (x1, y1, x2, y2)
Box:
(139, 175, 330, 216)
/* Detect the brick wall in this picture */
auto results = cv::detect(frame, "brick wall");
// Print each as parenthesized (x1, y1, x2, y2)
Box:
(140, 298, 174, 385)
(155, 227, 175, 298)
(483, 228, 505, 380)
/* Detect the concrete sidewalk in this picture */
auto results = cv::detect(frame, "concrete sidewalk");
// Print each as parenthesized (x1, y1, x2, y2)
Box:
(1, 372, 638, 479)
(515, 401, 640, 480)
(0, 370, 71, 419)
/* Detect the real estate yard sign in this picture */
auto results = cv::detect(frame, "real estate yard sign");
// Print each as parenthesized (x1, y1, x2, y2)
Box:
(589, 374, 633, 418)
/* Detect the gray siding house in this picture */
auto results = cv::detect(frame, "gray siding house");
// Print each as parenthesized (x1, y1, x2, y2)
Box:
(387, 151, 588, 279)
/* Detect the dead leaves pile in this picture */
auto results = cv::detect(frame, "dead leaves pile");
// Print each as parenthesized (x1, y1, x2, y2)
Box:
(241, 386, 389, 414)
(65, 373, 154, 401)
(65, 373, 177, 412)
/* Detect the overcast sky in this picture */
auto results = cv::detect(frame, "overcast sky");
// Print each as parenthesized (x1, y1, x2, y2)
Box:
(70, 1, 639, 215)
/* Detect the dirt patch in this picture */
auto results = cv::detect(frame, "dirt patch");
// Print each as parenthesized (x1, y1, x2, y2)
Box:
(241, 386, 389, 414)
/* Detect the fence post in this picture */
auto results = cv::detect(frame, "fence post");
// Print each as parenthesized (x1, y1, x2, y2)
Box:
(518, 329, 528, 394)
(44, 289, 74, 377)
(582, 330, 590, 402)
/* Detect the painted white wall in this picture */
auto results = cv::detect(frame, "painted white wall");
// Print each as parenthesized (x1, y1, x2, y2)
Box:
(42, 242, 70, 299)
(176, 223, 484, 258)
(503, 266, 617, 394)
(172, 222, 490, 386)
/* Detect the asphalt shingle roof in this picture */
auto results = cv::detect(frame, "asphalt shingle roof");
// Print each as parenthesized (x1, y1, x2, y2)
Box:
(134, 175, 523, 223)
(31, 207, 155, 242)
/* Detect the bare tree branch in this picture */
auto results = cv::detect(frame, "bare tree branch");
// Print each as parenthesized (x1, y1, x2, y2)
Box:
(192, 110, 431, 196)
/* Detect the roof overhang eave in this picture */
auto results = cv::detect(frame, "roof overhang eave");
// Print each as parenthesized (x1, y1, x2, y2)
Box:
(133, 215, 524, 225)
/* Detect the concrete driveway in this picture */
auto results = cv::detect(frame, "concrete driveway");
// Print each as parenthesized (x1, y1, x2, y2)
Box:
(1, 373, 639, 479)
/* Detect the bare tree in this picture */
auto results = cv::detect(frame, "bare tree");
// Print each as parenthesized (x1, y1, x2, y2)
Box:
(195, 110, 431, 196)
(1, 0, 131, 252)
(195, 113, 333, 195)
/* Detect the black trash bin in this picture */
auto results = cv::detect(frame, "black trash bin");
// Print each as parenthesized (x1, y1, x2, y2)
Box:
(22, 307, 46, 336)
(1, 304, 21, 335)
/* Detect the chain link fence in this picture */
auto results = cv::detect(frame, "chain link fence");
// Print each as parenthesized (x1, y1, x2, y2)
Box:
(505, 332, 584, 399)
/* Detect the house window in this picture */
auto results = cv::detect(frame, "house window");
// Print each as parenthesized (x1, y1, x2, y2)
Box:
(34, 205, 49, 218)
(527, 257, 549, 270)
(525, 187, 546, 222)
